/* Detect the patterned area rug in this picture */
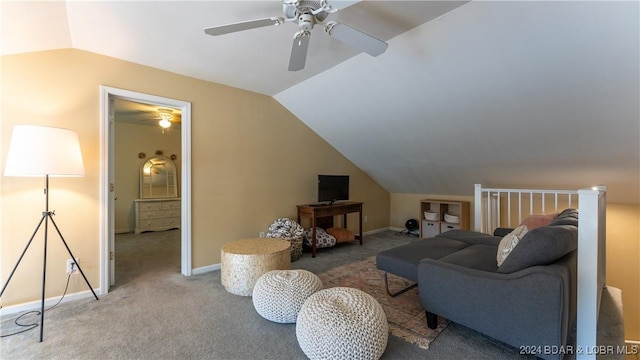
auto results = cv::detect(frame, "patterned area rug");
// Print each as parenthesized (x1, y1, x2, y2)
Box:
(318, 256, 450, 349)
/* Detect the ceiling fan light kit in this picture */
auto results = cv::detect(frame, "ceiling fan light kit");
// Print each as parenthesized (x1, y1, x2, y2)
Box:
(157, 108, 174, 129)
(204, 0, 388, 71)
(158, 119, 171, 129)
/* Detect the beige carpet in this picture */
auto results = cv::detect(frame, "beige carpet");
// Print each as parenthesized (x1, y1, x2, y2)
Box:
(318, 256, 449, 349)
(1, 230, 624, 360)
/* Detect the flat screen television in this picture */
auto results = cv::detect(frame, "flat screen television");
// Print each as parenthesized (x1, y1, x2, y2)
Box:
(318, 175, 349, 204)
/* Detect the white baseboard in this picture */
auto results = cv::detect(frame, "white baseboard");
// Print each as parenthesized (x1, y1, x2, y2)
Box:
(2, 228, 399, 313)
(188, 227, 394, 276)
(0, 288, 101, 316)
(388, 227, 405, 232)
(192, 263, 220, 275)
(363, 227, 392, 235)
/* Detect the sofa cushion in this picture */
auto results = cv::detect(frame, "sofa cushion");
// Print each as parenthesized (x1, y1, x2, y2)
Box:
(549, 208, 578, 227)
(493, 227, 514, 237)
(496, 225, 529, 266)
(436, 230, 502, 246)
(376, 237, 469, 282)
(497, 225, 578, 273)
(435, 244, 499, 272)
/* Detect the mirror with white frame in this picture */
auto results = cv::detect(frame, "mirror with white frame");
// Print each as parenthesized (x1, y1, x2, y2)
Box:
(140, 156, 178, 198)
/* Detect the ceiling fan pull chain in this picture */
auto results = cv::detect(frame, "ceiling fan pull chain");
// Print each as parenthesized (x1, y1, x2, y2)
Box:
(298, 13, 315, 31)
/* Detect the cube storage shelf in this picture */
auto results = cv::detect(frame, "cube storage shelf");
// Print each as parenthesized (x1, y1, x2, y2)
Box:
(419, 199, 470, 238)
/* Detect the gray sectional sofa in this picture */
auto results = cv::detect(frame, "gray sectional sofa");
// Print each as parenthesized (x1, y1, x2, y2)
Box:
(376, 209, 579, 360)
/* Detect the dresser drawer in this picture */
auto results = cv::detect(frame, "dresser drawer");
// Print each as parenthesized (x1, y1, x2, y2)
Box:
(162, 201, 181, 210)
(138, 209, 180, 219)
(137, 202, 162, 211)
(138, 217, 180, 230)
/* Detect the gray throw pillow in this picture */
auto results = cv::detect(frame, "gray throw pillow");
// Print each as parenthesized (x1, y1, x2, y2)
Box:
(497, 225, 578, 273)
(550, 209, 578, 226)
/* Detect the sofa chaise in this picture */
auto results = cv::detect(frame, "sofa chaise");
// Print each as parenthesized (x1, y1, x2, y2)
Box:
(376, 209, 579, 360)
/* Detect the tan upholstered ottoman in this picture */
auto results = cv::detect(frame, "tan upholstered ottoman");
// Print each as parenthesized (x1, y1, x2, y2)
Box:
(221, 238, 290, 296)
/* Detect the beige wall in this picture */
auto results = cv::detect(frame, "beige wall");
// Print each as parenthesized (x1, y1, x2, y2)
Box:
(3, 48, 636, 341)
(114, 122, 181, 232)
(0, 49, 390, 306)
(391, 193, 640, 340)
(606, 203, 640, 341)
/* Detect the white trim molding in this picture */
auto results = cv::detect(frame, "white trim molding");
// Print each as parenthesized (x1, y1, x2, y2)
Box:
(99, 86, 192, 294)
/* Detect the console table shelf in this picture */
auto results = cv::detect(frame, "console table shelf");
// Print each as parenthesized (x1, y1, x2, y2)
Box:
(297, 202, 363, 258)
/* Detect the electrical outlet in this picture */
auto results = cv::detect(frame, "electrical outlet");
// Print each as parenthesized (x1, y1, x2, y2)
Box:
(66, 258, 79, 275)
(259, 232, 265, 238)
(364, 215, 368, 222)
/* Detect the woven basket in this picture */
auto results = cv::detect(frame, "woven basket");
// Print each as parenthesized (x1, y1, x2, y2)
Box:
(282, 236, 303, 262)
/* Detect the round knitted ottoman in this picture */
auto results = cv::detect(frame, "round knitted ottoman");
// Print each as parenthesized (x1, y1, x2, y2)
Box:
(252, 269, 323, 323)
(296, 287, 388, 360)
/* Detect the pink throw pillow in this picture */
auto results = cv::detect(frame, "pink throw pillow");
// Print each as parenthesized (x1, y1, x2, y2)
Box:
(520, 213, 558, 230)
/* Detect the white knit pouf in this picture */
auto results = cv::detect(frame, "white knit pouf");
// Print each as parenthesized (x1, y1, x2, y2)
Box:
(252, 270, 323, 323)
(296, 287, 388, 360)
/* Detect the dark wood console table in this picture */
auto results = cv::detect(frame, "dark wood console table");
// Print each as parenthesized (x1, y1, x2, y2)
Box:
(297, 201, 363, 258)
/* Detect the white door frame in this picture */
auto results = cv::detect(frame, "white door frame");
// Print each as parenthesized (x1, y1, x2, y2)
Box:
(99, 86, 192, 294)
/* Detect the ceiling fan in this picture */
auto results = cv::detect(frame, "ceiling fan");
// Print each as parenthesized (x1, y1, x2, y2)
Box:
(136, 108, 182, 131)
(204, 0, 389, 71)
(156, 109, 176, 129)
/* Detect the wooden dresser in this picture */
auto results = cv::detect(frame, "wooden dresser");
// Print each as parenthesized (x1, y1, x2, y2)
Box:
(134, 198, 181, 234)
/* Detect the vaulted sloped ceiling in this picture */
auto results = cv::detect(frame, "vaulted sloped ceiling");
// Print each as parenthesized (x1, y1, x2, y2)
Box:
(276, 1, 640, 203)
(2, 1, 638, 203)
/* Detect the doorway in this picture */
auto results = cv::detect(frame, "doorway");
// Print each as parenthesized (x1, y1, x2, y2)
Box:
(99, 86, 192, 293)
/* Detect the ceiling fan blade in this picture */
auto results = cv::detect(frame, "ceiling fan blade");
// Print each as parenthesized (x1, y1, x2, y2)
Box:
(288, 31, 311, 71)
(325, 22, 388, 57)
(204, 17, 283, 36)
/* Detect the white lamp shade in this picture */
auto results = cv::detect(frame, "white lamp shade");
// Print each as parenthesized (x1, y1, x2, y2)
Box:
(4, 125, 85, 177)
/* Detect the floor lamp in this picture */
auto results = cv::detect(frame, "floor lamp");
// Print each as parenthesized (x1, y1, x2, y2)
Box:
(1, 125, 99, 342)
